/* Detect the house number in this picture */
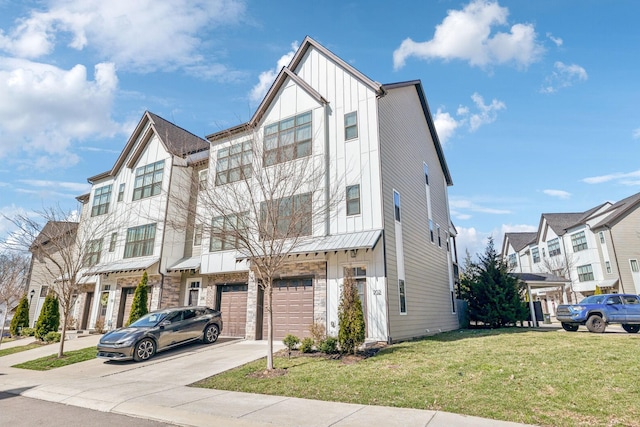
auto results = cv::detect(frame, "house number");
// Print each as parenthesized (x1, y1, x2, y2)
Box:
(373, 290, 382, 296)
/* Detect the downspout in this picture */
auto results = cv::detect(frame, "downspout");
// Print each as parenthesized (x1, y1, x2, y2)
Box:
(607, 226, 626, 293)
(560, 236, 575, 303)
(156, 157, 176, 309)
(323, 104, 331, 237)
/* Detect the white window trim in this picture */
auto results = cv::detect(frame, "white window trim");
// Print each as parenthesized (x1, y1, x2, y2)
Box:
(184, 278, 202, 306)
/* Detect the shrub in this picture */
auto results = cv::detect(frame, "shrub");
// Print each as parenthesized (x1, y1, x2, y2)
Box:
(319, 336, 338, 354)
(20, 327, 35, 337)
(93, 319, 105, 334)
(65, 315, 77, 330)
(282, 334, 300, 358)
(127, 272, 149, 326)
(299, 337, 314, 353)
(35, 293, 60, 341)
(309, 322, 326, 346)
(43, 331, 61, 343)
(10, 296, 30, 336)
(338, 271, 365, 354)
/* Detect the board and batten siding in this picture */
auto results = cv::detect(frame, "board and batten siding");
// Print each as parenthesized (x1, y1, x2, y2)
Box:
(378, 85, 458, 341)
(608, 207, 640, 294)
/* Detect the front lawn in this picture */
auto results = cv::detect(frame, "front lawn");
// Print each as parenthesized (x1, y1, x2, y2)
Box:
(193, 329, 640, 427)
(0, 342, 45, 357)
(12, 346, 97, 370)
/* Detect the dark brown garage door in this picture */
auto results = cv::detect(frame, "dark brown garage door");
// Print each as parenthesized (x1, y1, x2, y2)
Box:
(263, 278, 313, 340)
(219, 284, 248, 337)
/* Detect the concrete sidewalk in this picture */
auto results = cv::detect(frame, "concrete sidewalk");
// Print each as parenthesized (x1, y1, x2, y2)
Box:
(0, 336, 537, 427)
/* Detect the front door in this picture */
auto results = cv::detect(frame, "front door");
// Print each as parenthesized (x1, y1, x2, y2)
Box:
(185, 279, 201, 306)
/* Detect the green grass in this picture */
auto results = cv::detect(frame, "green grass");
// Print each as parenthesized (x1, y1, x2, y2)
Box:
(12, 346, 97, 371)
(193, 329, 640, 427)
(0, 342, 44, 357)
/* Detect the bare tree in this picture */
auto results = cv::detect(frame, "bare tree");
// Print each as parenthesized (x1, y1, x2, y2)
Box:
(0, 250, 30, 347)
(172, 125, 343, 370)
(541, 253, 577, 303)
(3, 205, 118, 357)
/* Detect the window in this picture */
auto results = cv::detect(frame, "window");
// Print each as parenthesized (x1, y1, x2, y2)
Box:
(631, 259, 639, 273)
(424, 163, 433, 242)
(398, 279, 407, 314)
(117, 183, 125, 202)
(109, 233, 117, 252)
(423, 163, 429, 185)
(198, 169, 208, 190)
(429, 220, 434, 242)
(547, 238, 561, 257)
(264, 111, 312, 166)
(508, 253, 517, 268)
(193, 224, 202, 247)
(133, 160, 164, 201)
(210, 213, 247, 252)
(532, 247, 540, 263)
(346, 185, 360, 216)
(39, 286, 49, 298)
(91, 185, 112, 217)
(260, 193, 312, 239)
(124, 223, 156, 258)
(84, 239, 102, 267)
(216, 141, 252, 185)
(571, 231, 588, 252)
(451, 291, 456, 313)
(344, 111, 358, 140)
(605, 261, 612, 274)
(577, 264, 594, 282)
(437, 224, 441, 247)
(542, 247, 546, 257)
(345, 266, 367, 316)
(624, 295, 640, 305)
(394, 190, 401, 222)
(599, 231, 605, 244)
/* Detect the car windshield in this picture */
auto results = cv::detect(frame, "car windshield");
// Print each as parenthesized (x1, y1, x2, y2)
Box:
(580, 295, 606, 304)
(128, 312, 168, 328)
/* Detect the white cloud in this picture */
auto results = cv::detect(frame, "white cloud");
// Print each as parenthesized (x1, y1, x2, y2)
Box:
(433, 109, 459, 145)
(546, 32, 563, 47)
(466, 92, 505, 131)
(543, 189, 571, 199)
(249, 41, 299, 105)
(17, 179, 90, 193)
(0, 58, 120, 168)
(435, 92, 506, 141)
(541, 61, 588, 94)
(393, 0, 544, 70)
(0, 0, 246, 73)
(582, 170, 640, 185)
(633, 128, 640, 139)
(450, 198, 512, 215)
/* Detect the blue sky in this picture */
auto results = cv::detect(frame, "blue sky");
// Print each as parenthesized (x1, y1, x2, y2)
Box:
(1, 0, 639, 260)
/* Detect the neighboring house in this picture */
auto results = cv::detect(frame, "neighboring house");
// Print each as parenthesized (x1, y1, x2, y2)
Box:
(502, 191, 640, 311)
(25, 37, 459, 343)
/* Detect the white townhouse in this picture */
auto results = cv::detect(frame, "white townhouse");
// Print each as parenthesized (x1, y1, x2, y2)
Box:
(196, 37, 459, 343)
(502, 191, 640, 309)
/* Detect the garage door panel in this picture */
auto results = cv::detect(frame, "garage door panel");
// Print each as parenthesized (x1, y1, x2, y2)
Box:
(263, 279, 313, 340)
(220, 284, 248, 337)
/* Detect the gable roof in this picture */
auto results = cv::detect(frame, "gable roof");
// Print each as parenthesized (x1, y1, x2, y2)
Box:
(30, 221, 78, 250)
(591, 191, 640, 229)
(88, 111, 209, 183)
(504, 232, 537, 252)
(540, 213, 585, 237)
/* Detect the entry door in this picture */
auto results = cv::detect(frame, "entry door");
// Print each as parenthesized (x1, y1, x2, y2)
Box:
(185, 279, 201, 306)
(81, 292, 93, 330)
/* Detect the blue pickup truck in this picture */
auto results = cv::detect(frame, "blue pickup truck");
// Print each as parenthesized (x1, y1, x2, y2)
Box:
(556, 293, 640, 333)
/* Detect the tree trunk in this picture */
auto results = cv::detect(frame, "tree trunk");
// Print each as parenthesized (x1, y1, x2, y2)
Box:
(0, 309, 7, 349)
(266, 285, 274, 370)
(58, 312, 67, 358)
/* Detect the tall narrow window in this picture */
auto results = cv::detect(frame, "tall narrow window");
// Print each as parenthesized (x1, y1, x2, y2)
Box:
(109, 233, 117, 252)
(117, 183, 125, 202)
(424, 163, 433, 242)
(599, 231, 605, 244)
(508, 253, 517, 268)
(605, 261, 612, 274)
(393, 190, 401, 222)
(398, 279, 407, 314)
(631, 259, 639, 273)
(532, 247, 540, 263)
(91, 185, 112, 217)
(437, 224, 441, 247)
(84, 239, 102, 267)
(344, 111, 358, 140)
(346, 185, 360, 216)
(124, 223, 156, 258)
(193, 224, 202, 246)
(133, 160, 164, 201)
(198, 169, 208, 190)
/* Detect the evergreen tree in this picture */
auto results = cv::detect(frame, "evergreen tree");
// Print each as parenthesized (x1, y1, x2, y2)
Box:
(461, 237, 528, 328)
(338, 271, 365, 354)
(9, 295, 30, 336)
(127, 272, 149, 326)
(35, 293, 60, 340)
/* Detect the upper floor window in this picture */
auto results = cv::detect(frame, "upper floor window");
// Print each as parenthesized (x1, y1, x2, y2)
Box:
(216, 141, 252, 185)
(91, 185, 112, 217)
(83, 239, 102, 267)
(631, 259, 639, 273)
(599, 231, 605, 244)
(117, 183, 125, 202)
(198, 169, 208, 190)
(547, 238, 561, 257)
(263, 112, 312, 166)
(571, 231, 588, 252)
(576, 264, 594, 282)
(605, 261, 612, 274)
(210, 213, 247, 252)
(394, 190, 401, 222)
(260, 193, 312, 239)
(344, 111, 358, 140)
(398, 279, 407, 314)
(508, 253, 517, 268)
(346, 185, 360, 216)
(437, 224, 441, 247)
(429, 220, 434, 243)
(532, 247, 540, 263)
(133, 160, 164, 201)
(40, 286, 49, 298)
(109, 233, 117, 252)
(423, 163, 429, 185)
(124, 223, 156, 258)
(193, 224, 202, 247)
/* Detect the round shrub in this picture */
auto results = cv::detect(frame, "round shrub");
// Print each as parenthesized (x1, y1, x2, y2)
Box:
(299, 337, 314, 353)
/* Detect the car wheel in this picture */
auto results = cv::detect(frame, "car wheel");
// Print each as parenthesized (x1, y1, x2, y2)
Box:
(561, 323, 579, 332)
(202, 324, 219, 344)
(622, 324, 640, 333)
(133, 338, 156, 362)
(586, 314, 606, 333)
